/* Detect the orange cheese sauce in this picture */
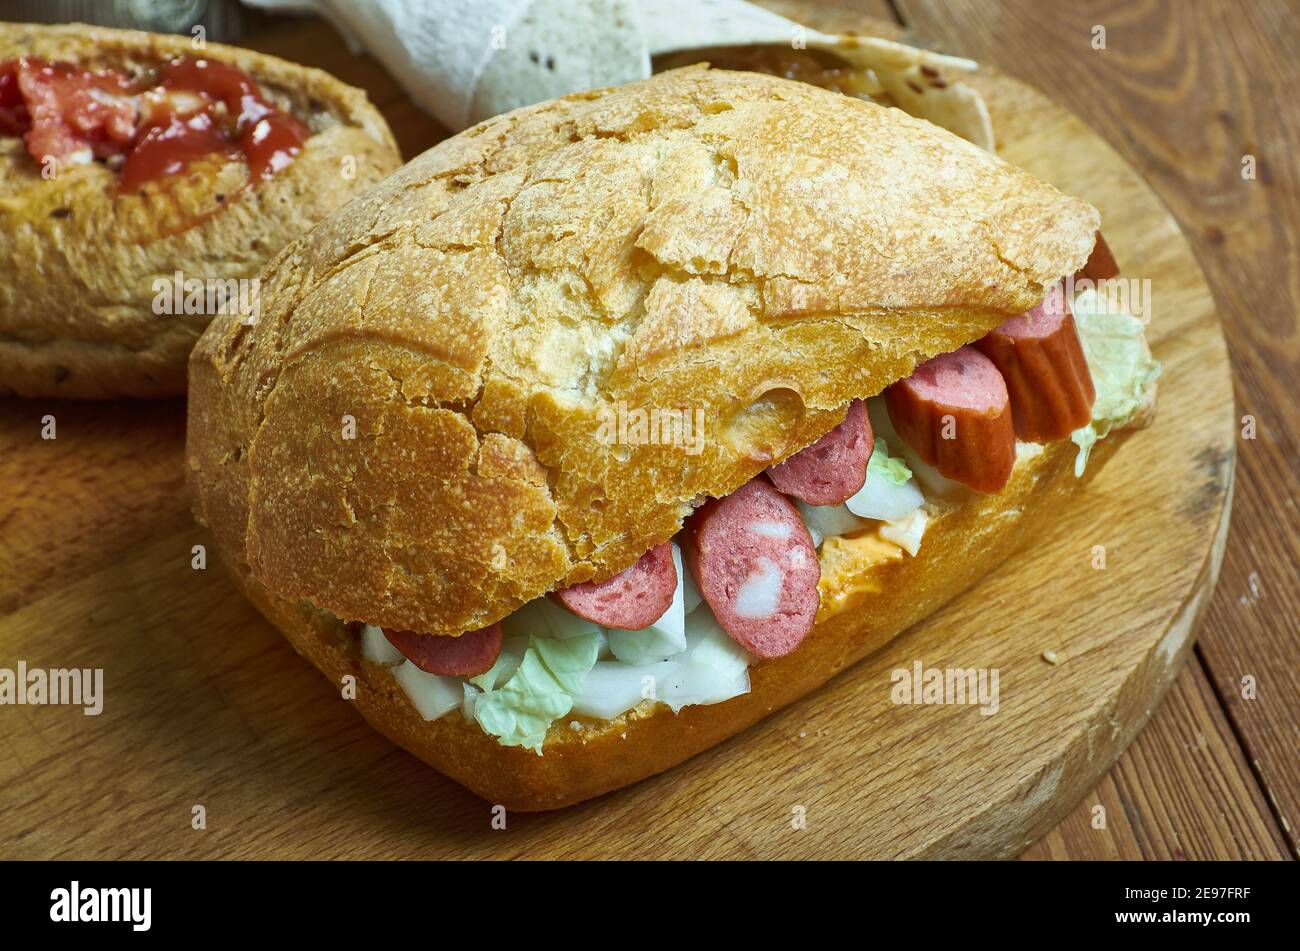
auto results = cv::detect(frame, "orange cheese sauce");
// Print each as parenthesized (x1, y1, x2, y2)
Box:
(815, 530, 906, 621)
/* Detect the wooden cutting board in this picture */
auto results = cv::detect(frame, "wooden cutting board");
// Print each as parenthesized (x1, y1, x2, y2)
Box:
(0, 15, 1234, 859)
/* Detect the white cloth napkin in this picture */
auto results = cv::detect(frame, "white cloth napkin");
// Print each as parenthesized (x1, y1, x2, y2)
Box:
(243, 0, 992, 148)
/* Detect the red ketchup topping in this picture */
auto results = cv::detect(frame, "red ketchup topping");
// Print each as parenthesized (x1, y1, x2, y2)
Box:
(119, 56, 307, 193)
(0, 54, 307, 196)
(7, 57, 136, 161)
(0, 60, 30, 136)
(117, 109, 238, 192)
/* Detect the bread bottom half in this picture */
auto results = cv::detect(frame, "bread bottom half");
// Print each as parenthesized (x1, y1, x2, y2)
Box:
(224, 432, 1125, 811)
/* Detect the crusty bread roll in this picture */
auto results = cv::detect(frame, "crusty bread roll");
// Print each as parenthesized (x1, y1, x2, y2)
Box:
(217, 434, 1127, 811)
(187, 66, 1136, 809)
(188, 65, 1099, 638)
(0, 22, 401, 398)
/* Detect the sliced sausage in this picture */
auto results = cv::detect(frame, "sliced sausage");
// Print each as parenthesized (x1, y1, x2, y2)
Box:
(1074, 230, 1120, 282)
(768, 399, 874, 505)
(384, 624, 503, 677)
(884, 345, 1015, 493)
(975, 284, 1096, 442)
(552, 542, 677, 630)
(685, 477, 820, 659)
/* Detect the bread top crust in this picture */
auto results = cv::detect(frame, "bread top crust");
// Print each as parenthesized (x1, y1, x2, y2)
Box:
(187, 65, 1100, 635)
(0, 22, 400, 365)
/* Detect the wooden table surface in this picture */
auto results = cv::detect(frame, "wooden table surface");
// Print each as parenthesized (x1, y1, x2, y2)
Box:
(1, 0, 1295, 860)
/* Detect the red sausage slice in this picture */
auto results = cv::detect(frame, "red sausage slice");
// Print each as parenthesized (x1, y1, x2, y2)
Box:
(1074, 230, 1120, 282)
(551, 542, 677, 630)
(685, 477, 820, 659)
(384, 624, 503, 677)
(975, 284, 1096, 442)
(884, 345, 1015, 493)
(768, 399, 874, 505)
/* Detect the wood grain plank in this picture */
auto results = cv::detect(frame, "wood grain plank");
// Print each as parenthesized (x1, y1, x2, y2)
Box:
(895, 0, 1300, 860)
(0, 398, 189, 615)
(1020, 660, 1289, 860)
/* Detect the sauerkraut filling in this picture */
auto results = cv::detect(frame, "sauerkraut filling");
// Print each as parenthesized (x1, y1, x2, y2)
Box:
(357, 407, 929, 754)
(359, 289, 1157, 754)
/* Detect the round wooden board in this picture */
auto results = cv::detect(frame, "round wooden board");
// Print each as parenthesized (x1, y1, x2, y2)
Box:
(0, 16, 1234, 858)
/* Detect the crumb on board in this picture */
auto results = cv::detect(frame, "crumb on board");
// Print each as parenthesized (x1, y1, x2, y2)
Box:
(1042, 650, 1061, 665)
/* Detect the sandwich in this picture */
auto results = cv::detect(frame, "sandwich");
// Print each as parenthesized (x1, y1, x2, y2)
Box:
(0, 22, 401, 398)
(186, 65, 1159, 811)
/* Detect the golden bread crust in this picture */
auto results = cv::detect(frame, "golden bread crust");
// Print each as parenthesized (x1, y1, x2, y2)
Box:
(188, 65, 1100, 636)
(222, 433, 1125, 811)
(0, 22, 401, 397)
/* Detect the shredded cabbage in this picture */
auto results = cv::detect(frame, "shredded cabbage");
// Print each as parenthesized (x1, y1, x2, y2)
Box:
(1070, 289, 1162, 476)
(473, 632, 601, 754)
(844, 437, 924, 523)
(572, 606, 752, 720)
(866, 436, 912, 486)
